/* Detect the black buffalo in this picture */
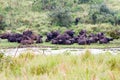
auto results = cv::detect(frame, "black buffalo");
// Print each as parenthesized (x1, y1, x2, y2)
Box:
(46, 31, 60, 42)
(99, 37, 113, 44)
(64, 30, 75, 38)
(75, 17, 80, 25)
(0, 33, 10, 39)
(77, 37, 90, 45)
(36, 35, 43, 43)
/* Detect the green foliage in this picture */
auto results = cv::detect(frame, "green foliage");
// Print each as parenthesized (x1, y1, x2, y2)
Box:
(0, 53, 4, 59)
(49, 7, 73, 27)
(88, 3, 117, 24)
(0, 0, 120, 37)
(32, 0, 56, 11)
(108, 30, 120, 39)
(100, 3, 111, 14)
(81, 50, 92, 61)
(9, 59, 22, 75)
(32, 0, 74, 11)
(30, 55, 58, 75)
(30, 64, 48, 75)
(78, 0, 90, 4)
(0, 56, 12, 72)
(77, 0, 103, 4)
(0, 14, 7, 30)
(115, 13, 120, 25)
(18, 52, 35, 60)
(107, 57, 117, 70)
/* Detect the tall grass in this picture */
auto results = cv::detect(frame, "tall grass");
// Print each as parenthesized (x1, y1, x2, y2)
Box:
(0, 51, 120, 80)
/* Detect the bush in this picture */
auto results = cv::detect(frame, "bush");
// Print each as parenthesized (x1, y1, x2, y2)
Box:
(30, 64, 48, 75)
(0, 14, 7, 30)
(78, 0, 90, 4)
(49, 7, 73, 27)
(88, 3, 116, 24)
(32, 0, 74, 11)
(81, 50, 92, 61)
(30, 55, 59, 75)
(108, 30, 120, 39)
(115, 13, 120, 25)
(18, 52, 35, 60)
(32, 0, 57, 11)
(0, 52, 4, 59)
(77, 0, 103, 4)
(100, 4, 111, 14)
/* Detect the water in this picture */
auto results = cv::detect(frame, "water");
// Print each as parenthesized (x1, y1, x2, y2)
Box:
(0, 47, 120, 56)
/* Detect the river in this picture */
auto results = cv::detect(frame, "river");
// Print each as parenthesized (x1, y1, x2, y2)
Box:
(0, 47, 120, 56)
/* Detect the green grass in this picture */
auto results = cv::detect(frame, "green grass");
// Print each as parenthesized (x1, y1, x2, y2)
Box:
(0, 39, 120, 49)
(0, 51, 120, 80)
(0, 39, 19, 48)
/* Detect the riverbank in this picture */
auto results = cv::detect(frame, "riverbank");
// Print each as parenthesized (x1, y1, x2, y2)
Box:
(0, 47, 120, 56)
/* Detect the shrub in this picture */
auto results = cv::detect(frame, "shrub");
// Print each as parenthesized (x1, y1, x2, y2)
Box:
(30, 55, 58, 75)
(18, 52, 35, 60)
(30, 64, 48, 75)
(0, 14, 7, 30)
(77, 0, 103, 4)
(78, 0, 90, 4)
(49, 7, 73, 27)
(115, 13, 120, 25)
(0, 53, 4, 59)
(88, 3, 116, 24)
(100, 3, 111, 14)
(32, 0, 74, 11)
(9, 59, 22, 76)
(108, 30, 120, 39)
(81, 50, 92, 61)
(106, 56, 120, 70)
(32, 0, 57, 11)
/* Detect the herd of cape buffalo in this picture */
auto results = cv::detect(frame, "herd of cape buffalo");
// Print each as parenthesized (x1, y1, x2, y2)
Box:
(0, 30, 114, 45)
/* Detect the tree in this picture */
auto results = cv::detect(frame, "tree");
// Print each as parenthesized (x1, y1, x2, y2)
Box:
(88, 3, 116, 24)
(49, 7, 73, 27)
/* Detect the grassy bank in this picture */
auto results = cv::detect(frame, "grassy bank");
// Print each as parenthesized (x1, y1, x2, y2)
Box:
(0, 51, 120, 80)
(0, 39, 120, 49)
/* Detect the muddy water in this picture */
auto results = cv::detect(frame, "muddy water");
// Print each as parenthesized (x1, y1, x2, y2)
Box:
(0, 47, 120, 56)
